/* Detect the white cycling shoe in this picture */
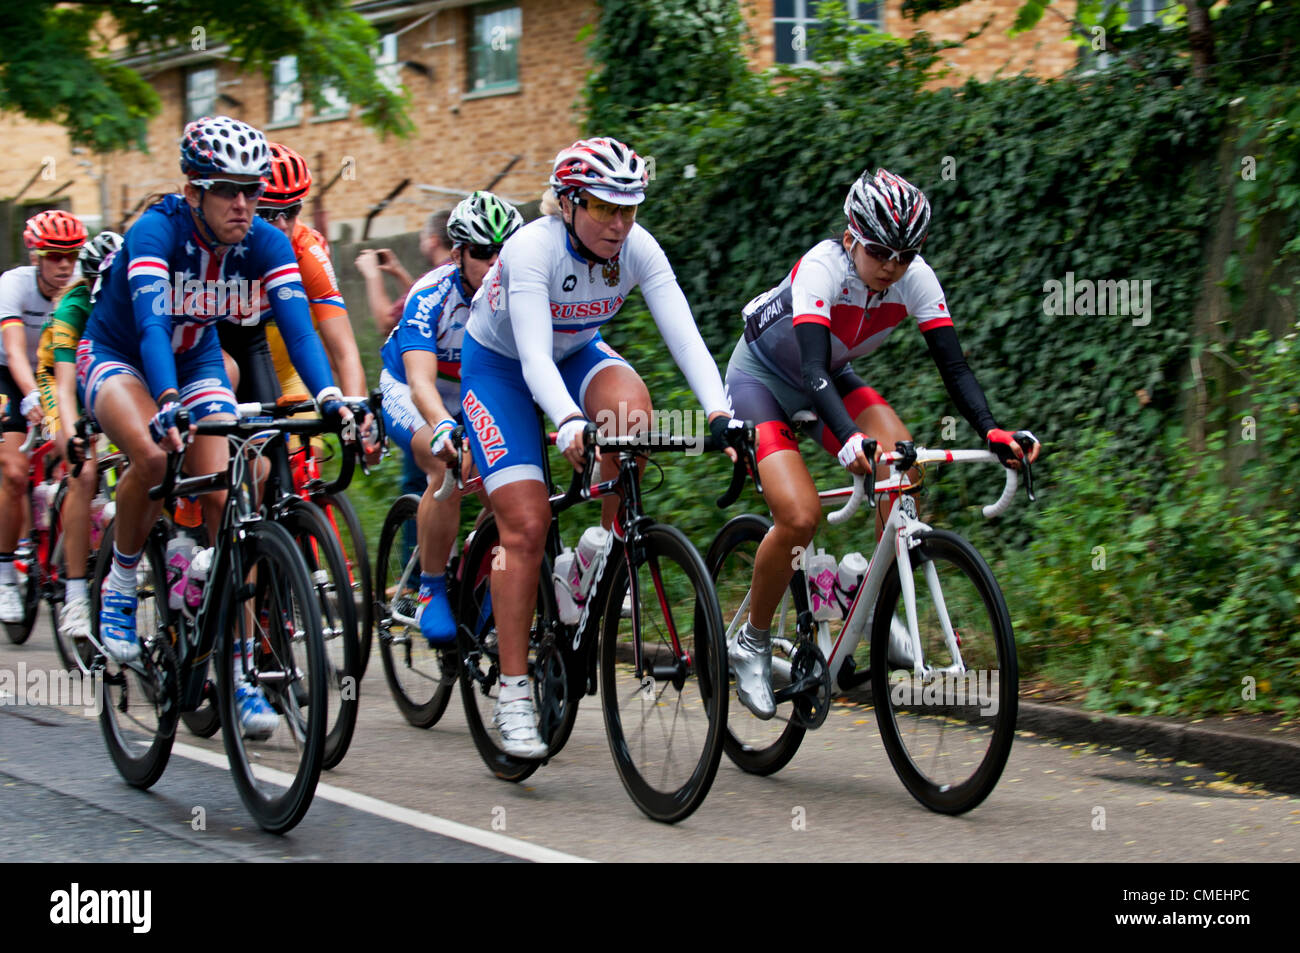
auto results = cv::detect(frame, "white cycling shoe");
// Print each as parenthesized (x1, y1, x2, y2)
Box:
(0, 582, 24, 624)
(728, 624, 776, 720)
(492, 696, 548, 759)
(59, 596, 92, 641)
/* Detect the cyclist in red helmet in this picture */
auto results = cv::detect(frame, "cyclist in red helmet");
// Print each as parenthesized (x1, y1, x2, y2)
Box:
(0, 210, 87, 623)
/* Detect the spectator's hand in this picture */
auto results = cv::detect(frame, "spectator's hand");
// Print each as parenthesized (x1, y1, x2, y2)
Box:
(375, 249, 403, 277)
(354, 249, 381, 280)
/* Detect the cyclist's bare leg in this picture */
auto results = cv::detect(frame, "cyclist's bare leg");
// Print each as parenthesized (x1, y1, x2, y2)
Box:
(582, 363, 650, 531)
(850, 404, 916, 540)
(0, 432, 28, 554)
(486, 479, 550, 676)
(748, 448, 821, 630)
(61, 448, 97, 577)
(91, 376, 171, 556)
(411, 423, 460, 575)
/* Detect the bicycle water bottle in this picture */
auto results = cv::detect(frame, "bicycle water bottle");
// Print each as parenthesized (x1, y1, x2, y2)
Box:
(89, 491, 113, 551)
(834, 552, 868, 616)
(183, 547, 214, 615)
(807, 548, 839, 621)
(552, 549, 581, 625)
(166, 532, 197, 610)
(573, 525, 609, 600)
(31, 482, 57, 532)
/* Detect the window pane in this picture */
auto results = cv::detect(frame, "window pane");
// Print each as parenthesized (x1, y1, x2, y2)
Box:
(775, 0, 796, 17)
(774, 22, 798, 64)
(186, 67, 217, 122)
(855, 1, 882, 23)
(271, 55, 301, 123)
(470, 5, 520, 91)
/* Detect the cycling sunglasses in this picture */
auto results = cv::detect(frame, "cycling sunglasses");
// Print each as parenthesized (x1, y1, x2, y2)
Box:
(257, 202, 303, 222)
(191, 178, 267, 201)
(573, 192, 638, 224)
(465, 243, 502, 261)
(860, 241, 921, 265)
(35, 249, 81, 262)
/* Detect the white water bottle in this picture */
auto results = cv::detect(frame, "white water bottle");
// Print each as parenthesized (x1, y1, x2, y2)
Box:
(184, 547, 214, 614)
(807, 548, 839, 621)
(835, 552, 868, 616)
(166, 532, 197, 610)
(552, 549, 581, 625)
(573, 526, 609, 601)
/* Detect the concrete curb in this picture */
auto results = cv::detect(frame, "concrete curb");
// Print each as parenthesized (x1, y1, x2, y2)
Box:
(1014, 700, 1300, 795)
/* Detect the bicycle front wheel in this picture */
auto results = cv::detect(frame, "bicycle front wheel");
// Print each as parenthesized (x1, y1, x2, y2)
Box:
(92, 520, 179, 788)
(283, 499, 359, 771)
(600, 523, 727, 823)
(375, 494, 454, 728)
(871, 528, 1017, 815)
(706, 513, 808, 776)
(216, 520, 327, 834)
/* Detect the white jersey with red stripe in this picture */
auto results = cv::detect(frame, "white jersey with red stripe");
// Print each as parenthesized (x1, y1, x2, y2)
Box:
(741, 239, 953, 392)
(465, 214, 729, 427)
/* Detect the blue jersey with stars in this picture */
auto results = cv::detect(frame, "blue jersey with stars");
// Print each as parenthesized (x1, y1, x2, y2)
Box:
(83, 193, 335, 401)
(379, 262, 470, 407)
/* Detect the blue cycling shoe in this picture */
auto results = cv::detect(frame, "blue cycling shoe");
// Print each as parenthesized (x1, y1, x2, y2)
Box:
(417, 573, 457, 646)
(100, 588, 141, 663)
(235, 681, 279, 740)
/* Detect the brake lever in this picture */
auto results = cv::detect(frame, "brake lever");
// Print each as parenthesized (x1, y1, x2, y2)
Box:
(1013, 430, 1037, 502)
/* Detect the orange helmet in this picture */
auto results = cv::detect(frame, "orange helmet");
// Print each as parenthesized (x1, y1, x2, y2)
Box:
(262, 143, 312, 207)
(24, 210, 88, 252)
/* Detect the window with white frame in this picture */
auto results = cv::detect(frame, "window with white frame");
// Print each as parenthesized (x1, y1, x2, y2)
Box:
(185, 66, 218, 123)
(270, 55, 302, 125)
(468, 3, 521, 94)
(1081, 0, 1175, 71)
(774, 0, 882, 66)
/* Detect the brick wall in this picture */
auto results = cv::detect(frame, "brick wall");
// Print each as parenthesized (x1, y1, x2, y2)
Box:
(101, 0, 593, 242)
(740, 0, 1080, 82)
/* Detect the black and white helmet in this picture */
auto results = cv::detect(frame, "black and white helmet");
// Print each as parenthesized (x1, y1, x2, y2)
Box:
(844, 168, 931, 250)
(447, 191, 525, 246)
(180, 115, 271, 178)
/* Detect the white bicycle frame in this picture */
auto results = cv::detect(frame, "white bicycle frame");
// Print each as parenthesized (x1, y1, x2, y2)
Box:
(727, 447, 1018, 690)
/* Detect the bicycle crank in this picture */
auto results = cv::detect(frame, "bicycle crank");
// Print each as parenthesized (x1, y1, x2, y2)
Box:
(786, 641, 832, 729)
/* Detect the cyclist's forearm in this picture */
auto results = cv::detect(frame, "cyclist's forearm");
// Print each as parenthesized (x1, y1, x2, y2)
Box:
(643, 280, 730, 416)
(317, 315, 367, 396)
(795, 321, 859, 444)
(2, 325, 37, 395)
(923, 325, 997, 438)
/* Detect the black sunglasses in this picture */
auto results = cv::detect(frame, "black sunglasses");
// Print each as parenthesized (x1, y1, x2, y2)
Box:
(860, 241, 921, 265)
(191, 178, 266, 201)
(257, 203, 303, 222)
(466, 243, 502, 261)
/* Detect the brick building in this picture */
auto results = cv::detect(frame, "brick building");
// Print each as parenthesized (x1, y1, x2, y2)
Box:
(4, 0, 1092, 242)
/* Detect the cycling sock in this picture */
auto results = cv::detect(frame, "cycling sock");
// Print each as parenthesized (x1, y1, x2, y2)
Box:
(108, 546, 141, 594)
(498, 674, 530, 704)
(0, 554, 15, 586)
(743, 621, 770, 641)
(66, 577, 87, 602)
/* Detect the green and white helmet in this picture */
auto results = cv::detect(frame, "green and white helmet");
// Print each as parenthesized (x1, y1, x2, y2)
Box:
(447, 190, 524, 246)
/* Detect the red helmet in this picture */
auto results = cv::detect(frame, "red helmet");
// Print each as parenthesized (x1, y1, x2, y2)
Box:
(24, 210, 88, 252)
(262, 142, 312, 207)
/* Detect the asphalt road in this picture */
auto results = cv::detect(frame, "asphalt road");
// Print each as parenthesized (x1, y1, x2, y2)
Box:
(3, 620, 1297, 863)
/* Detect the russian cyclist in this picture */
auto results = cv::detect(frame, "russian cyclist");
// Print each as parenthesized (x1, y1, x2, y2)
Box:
(723, 167, 1040, 718)
(378, 190, 524, 645)
(459, 137, 737, 757)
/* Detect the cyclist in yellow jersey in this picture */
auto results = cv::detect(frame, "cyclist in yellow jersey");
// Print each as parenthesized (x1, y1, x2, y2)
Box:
(35, 231, 123, 639)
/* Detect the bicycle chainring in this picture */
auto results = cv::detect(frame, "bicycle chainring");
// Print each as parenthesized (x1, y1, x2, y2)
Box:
(532, 634, 569, 745)
(790, 640, 832, 729)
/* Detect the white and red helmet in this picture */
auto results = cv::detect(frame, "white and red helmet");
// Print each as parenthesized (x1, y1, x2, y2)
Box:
(550, 137, 648, 205)
(844, 168, 931, 250)
(180, 115, 271, 179)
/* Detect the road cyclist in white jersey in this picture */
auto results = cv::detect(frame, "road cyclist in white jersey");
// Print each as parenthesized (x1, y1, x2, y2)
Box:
(724, 167, 1041, 718)
(0, 210, 88, 624)
(378, 190, 524, 645)
(459, 136, 740, 757)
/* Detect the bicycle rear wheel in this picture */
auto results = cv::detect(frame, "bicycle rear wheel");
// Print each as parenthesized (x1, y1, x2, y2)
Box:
(92, 520, 179, 788)
(6, 534, 41, 645)
(375, 494, 454, 728)
(706, 514, 807, 776)
(216, 520, 327, 834)
(871, 528, 1017, 815)
(316, 491, 373, 678)
(456, 516, 573, 782)
(283, 499, 359, 770)
(600, 523, 727, 823)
